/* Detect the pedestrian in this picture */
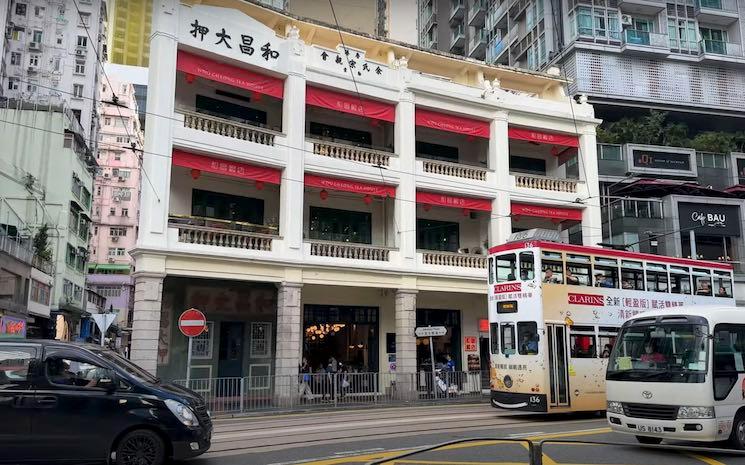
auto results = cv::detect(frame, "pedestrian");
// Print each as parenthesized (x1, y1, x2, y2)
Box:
(299, 357, 313, 402)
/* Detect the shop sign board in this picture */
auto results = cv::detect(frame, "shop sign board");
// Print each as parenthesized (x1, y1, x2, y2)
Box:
(415, 326, 447, 337)
(464, 336, 478, 352)
(0, 316, 26, 339)
(678, 202, 741, 237)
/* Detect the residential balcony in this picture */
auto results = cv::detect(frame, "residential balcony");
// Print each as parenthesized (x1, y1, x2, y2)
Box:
(419, 250, 486, 269)
(617, 0, 666, 15)
(450, 0, 466, 22)
(415, 123, 490, 185)
(422, 6, 437, 33)
(467, 28, 487, 59)
(450, 25, 466, 50)
(181, 110, 280, 147)
(699, 39, 744, 60)
(513, 173, 580, 193)
(486, 31, 510, 64)
(695, 0, 739, 25)
(307, 138, 394, 168)
(621, 29, 670, 54)
(509, 0, 530, 19)
(468, 0, 487, 27)
(307, 240, 393, 262)
(419, 158, 489, 182)
(170, 219, 277, 251)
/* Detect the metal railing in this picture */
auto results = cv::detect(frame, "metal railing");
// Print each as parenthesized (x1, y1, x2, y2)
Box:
(174, 370, 489, 415)
(0, 234, 34, 265)
(513, 174, 579, 193)
(696, 0, 738, 12)
(700, 39, 744, 57)
(180, 110, 281, 146)
(172, 223, 276, 251)
(421, 158, 488, 181)
(622, 29, 669, 49)
(309, 138, 393, 167)
(421, 250, 487, 268)
(308, 240, 393, 261)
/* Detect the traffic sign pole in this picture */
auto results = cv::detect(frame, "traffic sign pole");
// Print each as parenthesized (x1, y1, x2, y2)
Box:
(186, 336, 193, 385)
(178, 308, 207, 387)
(429, 331, 436, 398)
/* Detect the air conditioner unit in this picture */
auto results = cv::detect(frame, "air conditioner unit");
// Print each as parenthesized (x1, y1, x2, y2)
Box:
(113, 196, 121, 203)
(111, 236, 119, 242)
(117, 177, 124, 182)
(76, 47, 86, 56)
(621, 15, 633, 27)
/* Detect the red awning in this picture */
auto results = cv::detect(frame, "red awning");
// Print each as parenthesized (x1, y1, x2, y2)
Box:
(172, 150, 281, 184)
(305, 174, 396, 197)
(511, 202, 582, 221)
(415, 109, 489, 138)
(416, 191, 491, 211)
(176, 50, 284, 99)
(508, 127, 579, 148)
(306, 86, 395, 122)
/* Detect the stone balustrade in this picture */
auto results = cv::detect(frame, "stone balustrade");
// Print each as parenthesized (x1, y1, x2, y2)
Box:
(180, 110, 279, 146)
(309, 138, 392, 167)
(514, 174, 579, 192)
(173, 223, 275, 251)
(421, 158, 488, 181)
(308, 240, 391, 261)
(421, 251, 487, 268)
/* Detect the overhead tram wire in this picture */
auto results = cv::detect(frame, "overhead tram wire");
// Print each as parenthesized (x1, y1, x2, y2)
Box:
(71, 0, 160, 203)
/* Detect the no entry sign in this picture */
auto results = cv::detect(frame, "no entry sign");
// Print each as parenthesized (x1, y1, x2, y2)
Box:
(178, 308, 207, 337)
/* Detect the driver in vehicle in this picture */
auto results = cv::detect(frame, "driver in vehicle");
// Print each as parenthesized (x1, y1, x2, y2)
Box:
(640, 341, 666, 364)
(47, 359, 99, 388)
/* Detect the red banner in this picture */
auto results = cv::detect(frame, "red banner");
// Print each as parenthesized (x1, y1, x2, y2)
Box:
(416, 191, 491, 211)
(511, 202, 582, 221)
(176, 50, 284, 99)
(415, 109, 489, 138)
(508, 127, 579, 148)
(306, 86, 395, 122)
(172, 150, 281, 184)
(304, 174, 396, 197)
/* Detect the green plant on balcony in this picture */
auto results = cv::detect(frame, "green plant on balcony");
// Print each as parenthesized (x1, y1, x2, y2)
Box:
(33, 224, 53, 262)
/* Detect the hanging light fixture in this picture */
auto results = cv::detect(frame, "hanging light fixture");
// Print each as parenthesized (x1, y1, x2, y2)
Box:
(255, 180, 265, 191)
(190, 169, 201, 180)
(185, 73, 196, 84)
(363, 194, 372, 205)
(319, 189, 329, 201)
(462, 208, 470, 217)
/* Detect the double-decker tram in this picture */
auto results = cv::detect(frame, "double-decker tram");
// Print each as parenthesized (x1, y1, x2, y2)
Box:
(487, 239, 735, 413)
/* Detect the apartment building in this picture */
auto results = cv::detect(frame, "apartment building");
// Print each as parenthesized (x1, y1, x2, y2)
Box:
(87, 76, 143, 344)
(3, 0, 108, 147)
(418, 0, 490, 60)
(130, 0, 600, 402)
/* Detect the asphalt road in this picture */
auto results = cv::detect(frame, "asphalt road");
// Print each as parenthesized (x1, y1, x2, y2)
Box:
(177, 404, 745, 465)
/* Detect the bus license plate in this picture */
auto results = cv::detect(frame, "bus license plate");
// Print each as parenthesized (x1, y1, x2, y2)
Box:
(637, 425, 663, 433)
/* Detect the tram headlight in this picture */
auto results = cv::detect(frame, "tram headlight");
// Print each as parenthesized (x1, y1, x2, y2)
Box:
(606, 401, 624, 414)
(677, 406, 715, 419)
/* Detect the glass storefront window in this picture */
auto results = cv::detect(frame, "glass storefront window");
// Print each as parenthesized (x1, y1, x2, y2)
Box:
(416, 309, 461, 371)
(191, 189, 264, 225)
(308, 207, 372, 244)
(417, 219, 459, 252)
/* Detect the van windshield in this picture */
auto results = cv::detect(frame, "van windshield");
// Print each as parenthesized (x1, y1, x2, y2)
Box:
(606, 323, 709, 383)
(94, 350, 159, 384)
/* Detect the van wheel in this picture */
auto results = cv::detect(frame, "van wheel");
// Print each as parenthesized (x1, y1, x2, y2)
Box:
(116, 429, 165, 465)
(729, 412, 745, 450)
(635, 435, 663, 445)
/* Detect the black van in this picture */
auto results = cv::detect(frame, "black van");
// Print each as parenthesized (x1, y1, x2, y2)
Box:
(0, 339, 212, 464)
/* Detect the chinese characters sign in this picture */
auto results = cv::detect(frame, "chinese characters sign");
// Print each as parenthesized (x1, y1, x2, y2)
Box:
(464, 336, 478, 352)
(315, 45, 389, 83)
(188, 19, 280, 61)
(0, 316, 26, 339)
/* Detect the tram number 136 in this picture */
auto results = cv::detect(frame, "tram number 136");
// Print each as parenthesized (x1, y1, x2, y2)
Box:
(529, 396, 541, 405)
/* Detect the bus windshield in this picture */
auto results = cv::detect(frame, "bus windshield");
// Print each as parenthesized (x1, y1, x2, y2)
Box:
(606, 322, 709, 383)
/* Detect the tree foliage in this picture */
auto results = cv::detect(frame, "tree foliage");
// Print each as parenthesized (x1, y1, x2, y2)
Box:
(33, 224, 52, 262)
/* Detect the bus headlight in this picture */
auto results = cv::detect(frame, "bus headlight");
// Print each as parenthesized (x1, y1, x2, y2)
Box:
(607, 401, 624, 414)
(677, 406, 714, 419)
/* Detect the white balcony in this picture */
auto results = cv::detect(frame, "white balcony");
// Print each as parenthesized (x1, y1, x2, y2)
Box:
(308, 138, 393, 167)
(695, 0, 739, 25)
(420, 158, 488, 182)
(420, 250, 487, 269)
(621, 30, 670, 55)
(181, 110, 280, 146)
(617, 0, 666, 15)
(171, 221, 276, 251)
(699, 40, 745, 62)
(307, 240, 393, 261)
(513, 173, 579, 193)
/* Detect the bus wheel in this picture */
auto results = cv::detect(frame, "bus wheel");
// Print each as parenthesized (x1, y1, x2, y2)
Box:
(729, 413, 745, 450)
(635, 436, 663, 445)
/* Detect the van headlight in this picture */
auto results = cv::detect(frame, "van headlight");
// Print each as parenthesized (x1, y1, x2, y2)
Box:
(607, 401, 624, 414)
(165, 399, 199, 426)
(678, 406, 714, 419)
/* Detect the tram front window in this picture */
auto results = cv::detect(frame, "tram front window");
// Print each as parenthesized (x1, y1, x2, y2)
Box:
(607, 323, 709, 382)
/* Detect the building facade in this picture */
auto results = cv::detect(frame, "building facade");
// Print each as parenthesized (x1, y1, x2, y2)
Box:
(417, 0, 489, 60)
(131, 0, 600, 396)
(87, 76, 143, 344)
(107, 0, 153, 67)
(3, 0, 108, 147)
(0, 102, 96, 339)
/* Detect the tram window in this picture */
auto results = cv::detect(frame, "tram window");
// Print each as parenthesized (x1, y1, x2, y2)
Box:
(599, 327, 619, 358)
(694, 272, 713, 296)
(646, 270, 669, 293)
(593, 259, 618, 288)
(714, 271, 732, 298)
(670, 267, 691, 295)
(517, 322, 539, 355)
(501, 323, 516, 355)
(519, 252, 534, 281)
(566, 263, 590, 286)
(488, 257, 494, 284)
(621, 261, 644, 290)
(570, 326, 596, 358)
(496, 254, 517, 282)
(490, 323, 499, 354)
(542, 261, 564, 284)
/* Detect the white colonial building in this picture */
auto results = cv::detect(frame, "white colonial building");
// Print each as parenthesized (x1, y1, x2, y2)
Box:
(131, 0, 601, 399)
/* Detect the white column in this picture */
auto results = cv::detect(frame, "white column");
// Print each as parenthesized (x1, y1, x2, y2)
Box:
(578, 126, 602, 246)
(138, 1, 178, 248)
(279, 43, 307, 258)
(395, 289, 417, 399)
(129, 273, 165, 374)
(489, 113, 512, 247)
(274, 282, 302, 404)
(395, 92, 416, 265)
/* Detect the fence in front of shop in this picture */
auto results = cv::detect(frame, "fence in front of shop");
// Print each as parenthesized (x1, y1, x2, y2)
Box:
(174, 370, 490, 415)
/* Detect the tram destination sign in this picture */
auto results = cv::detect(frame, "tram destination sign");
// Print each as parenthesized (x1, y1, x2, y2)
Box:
(415, 326, 447, 337)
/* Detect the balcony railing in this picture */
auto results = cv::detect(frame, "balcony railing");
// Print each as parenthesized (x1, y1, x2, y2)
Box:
(421, 158, 488, 181)
(695, 0, 738, 13)
(0, 234, 34, 265)
(700, 40, 743, 57)
(468, 0, 487, 27)
(450, 0, 465, 21)
(468, 29, 487, 56)
(622, 30, 669, 49)
(173, 223, 275, 251)
(450, 25, 465, 49)
(514, 174, 579, 193)
(421, 250, 487, 268)
(180, 110, 280, 146)
(308, 240, 391, 261)
(309, 138, 392, 167)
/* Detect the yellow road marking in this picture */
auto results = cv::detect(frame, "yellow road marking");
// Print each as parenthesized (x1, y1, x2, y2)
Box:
(390, 461, 526, 465)
(686, 453, 728, 465)
(527, 428, 612, 441)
